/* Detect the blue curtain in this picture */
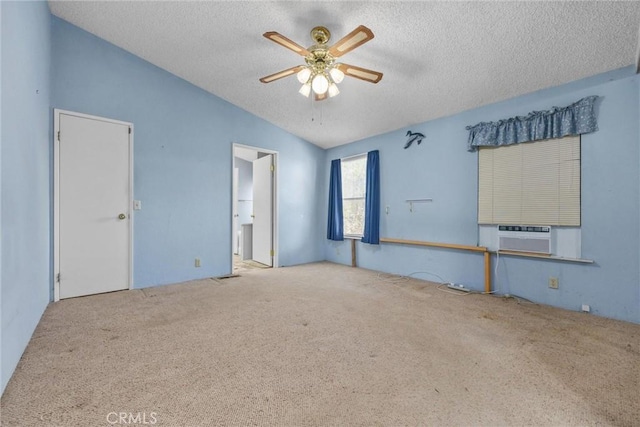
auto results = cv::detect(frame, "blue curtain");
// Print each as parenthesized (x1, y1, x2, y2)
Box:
(466, 96, 599, 152)
(327, 159, 344, 241)
(362, 150, 380, 244)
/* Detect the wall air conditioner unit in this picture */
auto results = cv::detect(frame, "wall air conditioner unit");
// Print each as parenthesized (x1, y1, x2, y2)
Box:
(497, 225, 551, 254)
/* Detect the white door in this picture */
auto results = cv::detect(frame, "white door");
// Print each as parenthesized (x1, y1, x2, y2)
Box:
(57, 112, 131, 299)
(252, 154, 273, 266)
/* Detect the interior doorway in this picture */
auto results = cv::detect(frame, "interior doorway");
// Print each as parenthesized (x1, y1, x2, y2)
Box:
(231, 144, 278, 274)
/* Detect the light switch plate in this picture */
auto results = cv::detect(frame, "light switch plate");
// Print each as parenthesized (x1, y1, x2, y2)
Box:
(133, 200, 142, 210)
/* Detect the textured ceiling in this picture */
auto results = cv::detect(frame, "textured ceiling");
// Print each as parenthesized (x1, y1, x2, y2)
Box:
(49, 1, 640, 149)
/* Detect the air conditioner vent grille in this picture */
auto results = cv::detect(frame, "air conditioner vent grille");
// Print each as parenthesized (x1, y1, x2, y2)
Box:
(498, 225, 551, 254)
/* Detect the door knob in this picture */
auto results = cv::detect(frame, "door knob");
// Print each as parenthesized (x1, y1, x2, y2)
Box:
(118, 213, 126, 220)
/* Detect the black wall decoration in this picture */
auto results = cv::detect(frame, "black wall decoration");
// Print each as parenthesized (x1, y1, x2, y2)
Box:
(404, 131, 425, 149)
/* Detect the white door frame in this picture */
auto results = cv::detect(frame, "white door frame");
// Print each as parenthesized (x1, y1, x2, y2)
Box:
(232, 167, 239, 254)
(53, 109, 134, 301)
(231, 143, 278, 272)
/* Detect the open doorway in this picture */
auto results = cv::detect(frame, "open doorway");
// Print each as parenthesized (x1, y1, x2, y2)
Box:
(232, 144, 278, 274)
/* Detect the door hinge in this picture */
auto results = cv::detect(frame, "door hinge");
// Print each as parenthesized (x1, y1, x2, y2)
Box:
(56, 273, 60, 283)
(57, 131, 60, 141)
(270, 164, 274, 172)
(128, 127, 132, 135)
(270, 249, 274, 257)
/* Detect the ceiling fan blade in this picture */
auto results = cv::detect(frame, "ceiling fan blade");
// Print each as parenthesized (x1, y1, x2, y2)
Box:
(263, 32, 312, 57)
(259, 65, 305, 83)
(328, 25, 374, 58)
(336, 63, 383, 83)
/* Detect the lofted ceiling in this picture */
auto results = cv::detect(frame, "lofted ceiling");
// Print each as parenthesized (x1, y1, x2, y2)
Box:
(49, 1, 640, 149)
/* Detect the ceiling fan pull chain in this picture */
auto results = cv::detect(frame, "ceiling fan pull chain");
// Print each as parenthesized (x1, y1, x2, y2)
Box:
(311, 93, 315, 122)
(311, 95, 323, 125)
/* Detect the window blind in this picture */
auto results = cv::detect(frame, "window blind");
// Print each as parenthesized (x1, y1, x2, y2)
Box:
(478, 135, 580, 226)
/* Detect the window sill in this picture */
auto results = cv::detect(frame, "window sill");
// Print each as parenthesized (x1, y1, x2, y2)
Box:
(496, 250, 594, 264)
(344, 235, 363, 240)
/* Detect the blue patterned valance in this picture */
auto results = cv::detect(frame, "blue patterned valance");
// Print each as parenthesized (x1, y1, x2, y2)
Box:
(466, 96, 599, 152)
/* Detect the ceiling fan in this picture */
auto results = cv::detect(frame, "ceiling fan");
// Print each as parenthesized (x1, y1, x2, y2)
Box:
(259, 25, 383, 101)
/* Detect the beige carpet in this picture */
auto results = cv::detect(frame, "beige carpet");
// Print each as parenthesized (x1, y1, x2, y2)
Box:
(1, 262, 638, 426)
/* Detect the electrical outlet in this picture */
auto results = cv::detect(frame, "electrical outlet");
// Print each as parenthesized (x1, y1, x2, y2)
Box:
(195, 258, 201, 267)
(548, 277, 559, 289)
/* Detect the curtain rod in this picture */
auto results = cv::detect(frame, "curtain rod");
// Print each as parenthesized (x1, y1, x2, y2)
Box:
(340, 152, 367, 161)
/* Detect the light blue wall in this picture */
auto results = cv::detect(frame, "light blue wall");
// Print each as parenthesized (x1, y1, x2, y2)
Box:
(51, 17, 325, 287)
(325, 68, 640, 324)
(0, 3, 2, 393)
(1, 1, 51, 393)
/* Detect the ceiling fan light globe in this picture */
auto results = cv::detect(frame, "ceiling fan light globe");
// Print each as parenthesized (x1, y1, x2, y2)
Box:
(311, 74, 329, 95)
(299, 83, 311, 97)
(328, 83, 340, 98)
(296, 67, 312, 84)
(329, 67, 345, 84)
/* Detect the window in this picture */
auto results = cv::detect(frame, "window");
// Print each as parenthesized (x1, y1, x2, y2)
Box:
(478, 135, 580, 226)
(341, 155, 367, 236)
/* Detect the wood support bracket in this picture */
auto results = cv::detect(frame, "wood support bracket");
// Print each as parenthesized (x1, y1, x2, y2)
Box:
(351, 239, 357, 267)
